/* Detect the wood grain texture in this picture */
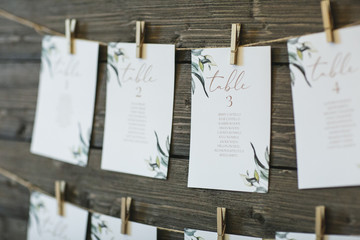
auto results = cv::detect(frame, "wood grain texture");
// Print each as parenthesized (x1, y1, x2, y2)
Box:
(0, 140, 360, 239)
(0, 0, 360, 239)
(0, 0, 360, 63)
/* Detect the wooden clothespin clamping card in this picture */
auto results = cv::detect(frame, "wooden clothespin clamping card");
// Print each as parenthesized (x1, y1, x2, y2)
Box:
(55, 180, 66, 216)
(315, 205, 325, 240)
(217, 207, 226, 240)
(136, 21, 145, 58)
(230, 23, 241, 65)
(65, 18, 77, 54)
(121, 197, 132, 234)
(321, 0, 334, 43)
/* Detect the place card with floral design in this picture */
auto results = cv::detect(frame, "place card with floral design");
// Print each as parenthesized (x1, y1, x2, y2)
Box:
(188, 47, 271, 193)
(91, 213, 157, 240)
(101, 43, 175, 179)
(31, 36, 99, 166)
(288, 25, 360, 189)
(185, 228, 262, 240)
(27, 191, 88, 240)
(276, 232, 360, 240)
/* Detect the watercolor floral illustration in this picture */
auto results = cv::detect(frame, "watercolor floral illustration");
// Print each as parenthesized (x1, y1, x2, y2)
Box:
(191, 49, 217, 97)
(276, 232, 296, 240)
(145, 131, 170, 179)
(107, 43, 128, 87)
(185, 229, 205, 240)
(287, 38, 316, 87)
(91, 214, 110, 240)
(29, 192, 46, 235)
(240, 143, 270, 193)
(41, 35, 57, 77)
(71, 123, 90, 166)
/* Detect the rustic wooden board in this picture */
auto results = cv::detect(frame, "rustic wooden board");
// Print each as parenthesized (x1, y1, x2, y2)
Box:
(0, 140, 360, 240)
(1, 0, 360, 63)
(0, 0, 360, 239)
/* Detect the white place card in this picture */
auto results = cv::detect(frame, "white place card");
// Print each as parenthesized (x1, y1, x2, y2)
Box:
(185, 228, 262, 240)
(276, 232, 360, 240)
(101, 43, 175, 179)
(188, 47, 271, 193)
(27, 191, 88, 240)
(91, 213, 157, 240)
(31, 36, 99, 166)
(288, 25, 360, 189)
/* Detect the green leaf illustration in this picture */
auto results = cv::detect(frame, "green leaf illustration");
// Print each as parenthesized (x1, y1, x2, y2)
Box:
(291, 62, 311, 87)
(145, 132, 170, 179)
(107, 46, 127, 87)
(192, 62, 199, 72)
(288, 52, 298, 62)
(155, 131, 168, 157)
(156, 156, 160, 168)
(192, 72, 209, 98)
(240, 143, 270, 193)
(254, 170, 259, 183)
(184, 229, 196, 236)
(192, 49, 202, 56)
(251, 143, 268, 170)
(297, 49, 303, 60)
(199, 58, 204, 71)
(184, 229, 206, 240)
(191, 49, 216, 98)
(288, 38, 315, 87)
(71, 123, 89, 166)
(41, 40, 57, 77)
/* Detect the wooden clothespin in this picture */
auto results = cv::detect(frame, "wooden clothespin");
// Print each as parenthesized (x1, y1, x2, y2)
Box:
(321, 0, 334, 43)
(121, 197, 132, 234)
(65, 18, 77, 54)
(55, 180, 66, 216)
(217, 207, 226, 240)
(230, 23, 241, 65)
(136, 21, 145, 58)
(315, 206, 326, 240)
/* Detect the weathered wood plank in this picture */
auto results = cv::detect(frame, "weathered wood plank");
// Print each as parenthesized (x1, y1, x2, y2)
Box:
(0, 175, 183, 240)
(0, 175, 29, 240)
(0, 0, 359, 63)
(1, 1, 360, 239)
(0, 139, 359, 239)
(0, 62, 296, 168)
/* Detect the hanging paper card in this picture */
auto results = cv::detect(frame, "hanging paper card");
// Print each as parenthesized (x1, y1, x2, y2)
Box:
(185, 228, 262, 240)
(188, 47, 271, 193)
(31, 36, 99, 166)
(91, 213, 157, 240)
(27, 191, 88, 240)
(288, 25, 360, 189)
(276, 232, 360, 240)
(101, 43, 175, 179)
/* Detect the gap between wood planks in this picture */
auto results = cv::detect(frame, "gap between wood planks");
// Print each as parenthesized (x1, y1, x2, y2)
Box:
(1, 8, 360, 51)
(0, 166, 276, 240)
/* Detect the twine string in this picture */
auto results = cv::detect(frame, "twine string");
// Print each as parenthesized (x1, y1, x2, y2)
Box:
(0, 166, 184, 234)
(2, 8, 359, 50)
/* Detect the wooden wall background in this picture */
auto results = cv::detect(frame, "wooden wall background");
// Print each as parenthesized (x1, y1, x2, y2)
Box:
(0, 1, 360, 239)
